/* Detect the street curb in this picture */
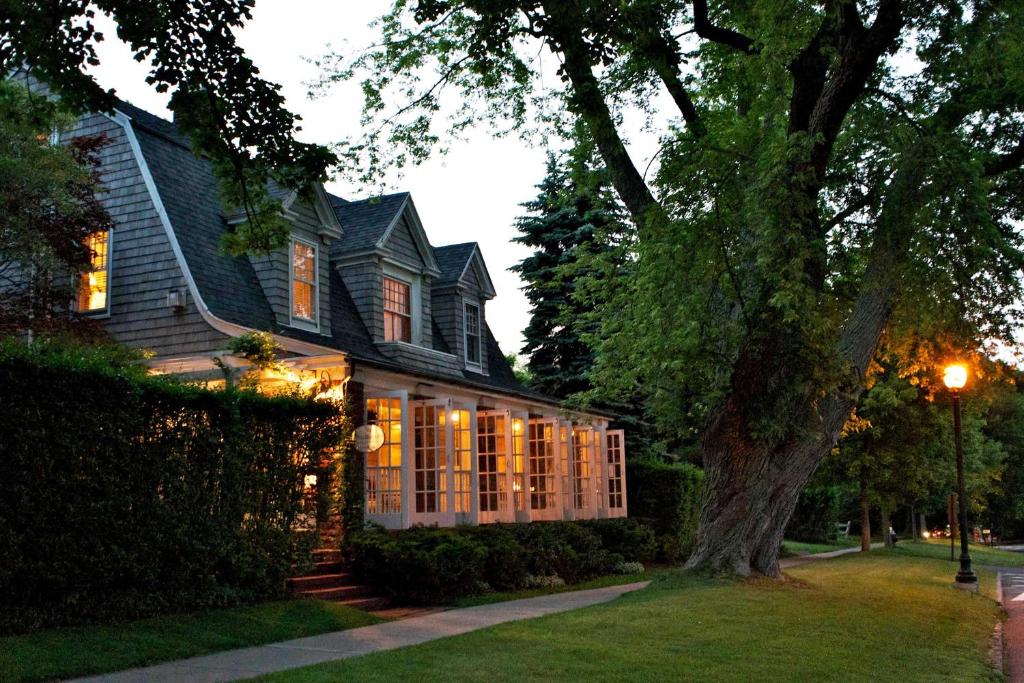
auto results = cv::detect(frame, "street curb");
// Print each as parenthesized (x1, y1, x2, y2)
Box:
(998, 571, 1004, 605)
(993, 572, 1006, 680)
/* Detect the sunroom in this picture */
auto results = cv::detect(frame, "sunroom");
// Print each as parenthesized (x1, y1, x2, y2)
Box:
(361, 389, 627, 529)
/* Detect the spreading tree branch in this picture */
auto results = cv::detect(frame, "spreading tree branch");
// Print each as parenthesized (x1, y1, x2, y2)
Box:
(690, 0, 758, 54)
(538, 3, 660, 226)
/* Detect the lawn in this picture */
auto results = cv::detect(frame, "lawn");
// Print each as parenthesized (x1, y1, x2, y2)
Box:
(893, 538, 1024, 568)
(255, 553, 1002, 683)
(1, 599, 381, 683)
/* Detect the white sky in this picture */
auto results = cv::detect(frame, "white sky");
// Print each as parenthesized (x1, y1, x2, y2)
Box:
(86, 1, 668, 358)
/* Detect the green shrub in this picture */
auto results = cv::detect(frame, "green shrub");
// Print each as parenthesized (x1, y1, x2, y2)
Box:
(348, 519, 654, 604)
(785, 485, 841, 543)
(0, 339, 348, 634)
(579, 518, 658, 564)
(626, 459, 703, 562)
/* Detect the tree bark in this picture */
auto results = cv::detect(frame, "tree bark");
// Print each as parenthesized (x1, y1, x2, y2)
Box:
(859, 474, 872, 552)
(881, 505, 893, 548)
(909, 505, 917, 541)
(919, 512, 927, 540)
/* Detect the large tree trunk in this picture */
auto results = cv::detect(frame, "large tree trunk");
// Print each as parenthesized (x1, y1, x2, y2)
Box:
(881, 505, 893, 548)
(683, 389, 855, 577)
(859, 474, 872, 552)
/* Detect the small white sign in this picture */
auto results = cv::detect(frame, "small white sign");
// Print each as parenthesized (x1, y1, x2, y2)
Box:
(354, 424, 385, 452)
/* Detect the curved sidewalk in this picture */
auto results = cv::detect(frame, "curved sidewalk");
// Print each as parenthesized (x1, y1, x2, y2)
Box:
(74, 581, 650, 683)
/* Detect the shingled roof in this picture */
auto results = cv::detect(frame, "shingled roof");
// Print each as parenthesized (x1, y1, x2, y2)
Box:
(115, 100, 554, 406)
(433, 242, 478, 285)
(327, 192, 409, 252)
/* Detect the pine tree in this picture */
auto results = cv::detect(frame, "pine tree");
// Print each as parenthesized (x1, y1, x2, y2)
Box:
(512, 152, 626, 400)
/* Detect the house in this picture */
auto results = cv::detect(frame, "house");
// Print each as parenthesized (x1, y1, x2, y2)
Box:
(60, 99, 627, 529)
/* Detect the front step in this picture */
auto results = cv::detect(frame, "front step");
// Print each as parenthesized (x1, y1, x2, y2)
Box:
(288, 548, 389, 610)
(311, 548, 343, 563)
(288, 572, 353, 591)
(338, 595, 392, 611)
(294, 583, 375, 601)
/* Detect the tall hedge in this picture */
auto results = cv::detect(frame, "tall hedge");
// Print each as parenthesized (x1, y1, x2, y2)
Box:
(627, 459, 703, 562)
(0, 342, 348, 634)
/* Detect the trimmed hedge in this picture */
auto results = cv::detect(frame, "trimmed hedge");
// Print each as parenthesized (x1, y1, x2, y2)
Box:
(348, 519, 655, 604)
(0, 341, 348, 634)
(627, 459, 703, 562)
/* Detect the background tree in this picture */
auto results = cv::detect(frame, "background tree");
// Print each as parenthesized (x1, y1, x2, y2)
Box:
(2, 0, 335, 253)
(511, 150, 627, 399)
(321, 1, 1024, 575)
(0, 80, 110, 337)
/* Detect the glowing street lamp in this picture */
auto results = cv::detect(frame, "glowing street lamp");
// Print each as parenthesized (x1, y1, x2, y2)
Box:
(943, 363, 977, 585)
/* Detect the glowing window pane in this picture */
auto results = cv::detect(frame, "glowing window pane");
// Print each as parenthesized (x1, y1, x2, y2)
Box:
(77, 230, 109, 312)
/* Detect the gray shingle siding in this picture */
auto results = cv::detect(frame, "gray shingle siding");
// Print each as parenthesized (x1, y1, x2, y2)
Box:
(337, 261, 382, 341)
(65, 112, 229, 358)
(383, 216, 424, 269)
(248, 199, 332, 333)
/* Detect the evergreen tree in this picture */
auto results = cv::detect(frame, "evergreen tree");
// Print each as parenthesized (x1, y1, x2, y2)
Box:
(511, 152, 625, 400)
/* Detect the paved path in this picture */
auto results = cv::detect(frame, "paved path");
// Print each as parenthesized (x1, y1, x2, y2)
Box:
(74, 581, 650, 683)
(779, 543, 883, 569)
(1001, 569, 1024, 683)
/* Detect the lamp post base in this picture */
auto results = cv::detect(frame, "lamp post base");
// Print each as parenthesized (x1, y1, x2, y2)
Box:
(956, 555, 978, 584)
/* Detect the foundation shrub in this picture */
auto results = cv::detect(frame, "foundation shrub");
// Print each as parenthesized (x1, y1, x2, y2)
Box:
(0, 339, 347, 634)
(349, 518, 655, 604)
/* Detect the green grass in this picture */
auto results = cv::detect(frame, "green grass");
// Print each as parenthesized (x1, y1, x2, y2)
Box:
(450, 568, 666, 608)
(256, 553, 1002, 683)
(782, 536, 860, 556)
(893, 538, 1024, 567)
(1, 599, 382, 683)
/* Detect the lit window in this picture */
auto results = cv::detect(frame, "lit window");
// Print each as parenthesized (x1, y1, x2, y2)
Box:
(291, 239, 317, 322)
(464, 301, 481, 366)
(383, 277, 412, 342)
(76, 230, 110, 313)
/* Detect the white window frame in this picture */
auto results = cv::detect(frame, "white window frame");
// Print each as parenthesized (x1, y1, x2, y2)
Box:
(382, 261, 423, 345)
(289, 236, 319, 330)
(463, 298, 482, 370)
(75, 228, 113, 318)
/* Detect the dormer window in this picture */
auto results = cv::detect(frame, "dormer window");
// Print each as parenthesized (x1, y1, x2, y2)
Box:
(464, 301, 481, 368)
(291, 238, 318, 325)
(76, 230, 111, 314)
(384, 276, 412, 342)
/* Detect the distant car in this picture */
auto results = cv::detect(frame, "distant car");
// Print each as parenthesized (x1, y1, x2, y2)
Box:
(930, 527, 950, 538)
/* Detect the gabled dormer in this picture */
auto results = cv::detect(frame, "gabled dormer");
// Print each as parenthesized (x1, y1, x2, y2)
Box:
(431, 243, 497, 375)
(242, 183, 343, 334)
(329, 193, 462, 366)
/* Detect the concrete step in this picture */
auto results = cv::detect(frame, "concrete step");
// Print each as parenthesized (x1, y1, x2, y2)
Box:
(311, 548, 343, 563)
(337, 595, 391, 611)
(295, 584, 375, 601)
(287, 572, 353, 590)
(293, 559, 346, 577)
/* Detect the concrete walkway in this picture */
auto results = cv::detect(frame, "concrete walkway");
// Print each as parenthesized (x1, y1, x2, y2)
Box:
(74, 581, 650, 683)
(779, 543, 883, 569)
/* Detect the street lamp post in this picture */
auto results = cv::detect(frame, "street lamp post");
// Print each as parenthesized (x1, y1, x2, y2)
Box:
(943, 363, 977, 585)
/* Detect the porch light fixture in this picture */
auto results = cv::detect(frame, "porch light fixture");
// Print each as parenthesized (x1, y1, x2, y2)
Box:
(943, 362, 977, 585)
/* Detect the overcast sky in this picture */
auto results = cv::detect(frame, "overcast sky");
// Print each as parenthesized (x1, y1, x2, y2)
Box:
(86, 1, 667, 358)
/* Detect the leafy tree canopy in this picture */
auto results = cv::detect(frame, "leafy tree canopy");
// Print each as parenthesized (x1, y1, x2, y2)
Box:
(0, 80, 110, 336)
(2, 0, 336, 254)
(320, 0, 1024, 574)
